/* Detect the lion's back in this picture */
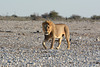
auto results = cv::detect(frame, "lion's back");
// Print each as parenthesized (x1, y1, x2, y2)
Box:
(55, 24, 67, 31)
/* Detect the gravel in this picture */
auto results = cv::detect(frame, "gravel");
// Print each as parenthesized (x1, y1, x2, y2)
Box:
(0, 20, 100, 67)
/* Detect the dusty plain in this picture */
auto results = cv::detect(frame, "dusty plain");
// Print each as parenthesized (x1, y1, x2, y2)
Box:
(0, 20, 100, 67)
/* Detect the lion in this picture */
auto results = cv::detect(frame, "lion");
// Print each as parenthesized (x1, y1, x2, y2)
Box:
(42, 20, 70, 50)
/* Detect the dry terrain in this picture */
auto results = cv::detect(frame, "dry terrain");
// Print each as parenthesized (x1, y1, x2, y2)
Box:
(0, 20, 100, 67)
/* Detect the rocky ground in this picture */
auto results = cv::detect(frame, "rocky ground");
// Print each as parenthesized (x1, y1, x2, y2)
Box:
(0, 20, 100, 67)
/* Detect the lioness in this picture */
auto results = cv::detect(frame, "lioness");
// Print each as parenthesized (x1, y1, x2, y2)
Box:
(42, 20, 70, 50)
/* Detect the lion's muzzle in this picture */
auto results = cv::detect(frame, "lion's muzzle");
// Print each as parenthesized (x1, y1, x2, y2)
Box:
(45, 31, 49, 35)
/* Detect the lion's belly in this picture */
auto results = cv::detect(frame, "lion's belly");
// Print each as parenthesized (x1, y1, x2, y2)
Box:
(55, 32, 65, 38)
(55, 35, 62, 38)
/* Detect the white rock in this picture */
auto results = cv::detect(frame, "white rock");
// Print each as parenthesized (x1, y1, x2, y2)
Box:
(96, 37, 100, 41)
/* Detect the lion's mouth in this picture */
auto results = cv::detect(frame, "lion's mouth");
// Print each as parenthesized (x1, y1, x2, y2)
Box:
(45, 34, 49, 35)
(45, 32, 49, 35)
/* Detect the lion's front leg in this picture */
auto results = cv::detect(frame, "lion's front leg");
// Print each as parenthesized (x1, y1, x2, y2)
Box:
(42, 40, 47, 49)
(50, 38, 55, 49)
(56, 37, 62, 49)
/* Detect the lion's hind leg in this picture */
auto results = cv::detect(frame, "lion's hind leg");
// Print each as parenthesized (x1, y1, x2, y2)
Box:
(64, 26, 70, 50)
(56, 37, 62, 49)
(65, 35, 70, 50)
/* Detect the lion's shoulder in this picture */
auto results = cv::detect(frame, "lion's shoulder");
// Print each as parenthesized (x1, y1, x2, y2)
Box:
(56, 23, 65, 25)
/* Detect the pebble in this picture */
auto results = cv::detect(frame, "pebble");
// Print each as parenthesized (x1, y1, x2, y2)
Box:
(96, 37, 100, 41)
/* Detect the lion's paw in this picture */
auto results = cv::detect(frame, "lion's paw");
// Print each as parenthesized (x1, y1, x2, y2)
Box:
(56, 47, 59, 50)
(50, 48, 53, 49)
(67, 48, 70, 50)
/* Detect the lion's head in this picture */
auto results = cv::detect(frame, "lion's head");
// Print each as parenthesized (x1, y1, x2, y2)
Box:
(42, 20, 53, 35)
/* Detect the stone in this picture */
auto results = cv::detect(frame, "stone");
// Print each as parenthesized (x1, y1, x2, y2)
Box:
(96, 37, 100, 41)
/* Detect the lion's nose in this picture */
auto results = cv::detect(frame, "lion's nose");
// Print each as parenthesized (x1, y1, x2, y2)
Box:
(45, 31, 48, 34)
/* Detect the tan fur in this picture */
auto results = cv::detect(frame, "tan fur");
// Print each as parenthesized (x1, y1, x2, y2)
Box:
(42, 20, 70, 50)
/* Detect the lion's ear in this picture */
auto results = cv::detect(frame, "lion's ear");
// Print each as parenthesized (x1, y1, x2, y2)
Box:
(48, 21, 53, 25)
(48, 20, 50, 22)
(45, 20, 49, 22)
